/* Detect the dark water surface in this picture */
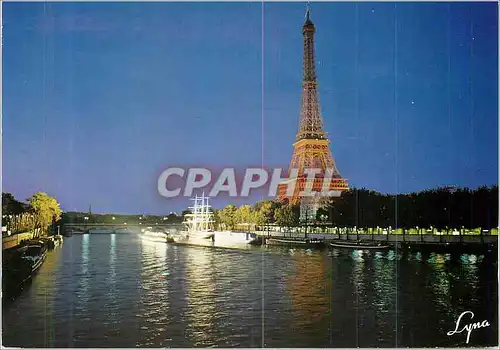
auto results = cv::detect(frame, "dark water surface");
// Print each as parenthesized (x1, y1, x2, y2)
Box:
(2, 233, 498, 347)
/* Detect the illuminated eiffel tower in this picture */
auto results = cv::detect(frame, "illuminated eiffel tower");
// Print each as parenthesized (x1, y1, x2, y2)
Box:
(277, 8, 349, 221)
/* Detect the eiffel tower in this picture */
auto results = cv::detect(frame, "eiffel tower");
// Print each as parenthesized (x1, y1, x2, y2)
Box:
(277, 8, 349, 221)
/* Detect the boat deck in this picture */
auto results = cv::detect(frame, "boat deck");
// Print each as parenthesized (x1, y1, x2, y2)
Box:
(266, 238, 325, 248)
(329, 240, 391, 250)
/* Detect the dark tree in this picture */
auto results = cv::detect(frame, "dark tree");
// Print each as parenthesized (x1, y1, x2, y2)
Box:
(2, 192, 30, 215)
(324, 185, 498, 230)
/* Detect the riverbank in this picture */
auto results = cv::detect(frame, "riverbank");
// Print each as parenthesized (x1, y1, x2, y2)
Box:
(61, 225, 498, 256)
(2, 231, 37, 250)
(253, 231, 498, 256)
(2, 236, 62, 302)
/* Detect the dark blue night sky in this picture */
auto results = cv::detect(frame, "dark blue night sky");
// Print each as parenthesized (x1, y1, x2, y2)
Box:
(3, 2, 498, 214)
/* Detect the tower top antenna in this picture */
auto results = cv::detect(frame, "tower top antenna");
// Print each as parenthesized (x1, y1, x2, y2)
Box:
(303, 5, 313, 28)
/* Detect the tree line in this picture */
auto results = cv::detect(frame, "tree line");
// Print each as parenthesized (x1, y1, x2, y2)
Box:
(213, 185, 498, 230)
(212, 201, 300, 230)
(2, 192, 62, 236)
(327, 185, 498, 230)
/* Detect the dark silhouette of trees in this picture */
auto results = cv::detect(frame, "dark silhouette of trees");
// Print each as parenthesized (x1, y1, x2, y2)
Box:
(2, 192, 30, 215)
(325, 185, 498, 229)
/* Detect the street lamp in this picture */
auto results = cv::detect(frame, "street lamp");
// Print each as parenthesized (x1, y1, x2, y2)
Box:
(321, 214, 328, 233)
(304, 207, 309, 239)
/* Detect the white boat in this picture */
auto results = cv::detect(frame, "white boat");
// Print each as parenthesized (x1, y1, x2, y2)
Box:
(177, 193, 216, 245)
(214, 230, 260, 245)
(175, 194, 260, 247)
(141, 228, 173, 243)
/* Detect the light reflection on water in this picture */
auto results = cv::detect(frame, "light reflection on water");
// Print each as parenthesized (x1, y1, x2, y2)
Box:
(285, 252, 329, 334)
(75, 234, 90, 317)
(31, 234, 62, 347)
(372, 250, 395, 316)
(184, 247, 217, 347)
(427, 253, 454, 330)
(137, 236, 171, 347)
(105, 234, 118, 328)
(2, 234, 497, 348)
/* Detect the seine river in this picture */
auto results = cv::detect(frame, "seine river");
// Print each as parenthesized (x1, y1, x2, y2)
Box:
(2, 233, 498, 347)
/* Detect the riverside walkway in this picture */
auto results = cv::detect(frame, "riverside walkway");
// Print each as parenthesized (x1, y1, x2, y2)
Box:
(251, 228, 498, 247)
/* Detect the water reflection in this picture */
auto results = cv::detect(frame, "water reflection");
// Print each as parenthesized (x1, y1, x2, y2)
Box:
(426, 253, 453, 325)
(138, 238, 170, 347)
(372, 250, 396, 316)
(75, 234, 90, 316)
(351, 250, 365, 299)
(386, 250, 396, 261)
(351, 250, 368, 345)
(459, 254, 480, 301)
(141, 236, 168, 261)
(105, 234, 118, 327)
(184, 247, 217, 347)
(285, 251, 329, 334)
(32, 237, 63, 347)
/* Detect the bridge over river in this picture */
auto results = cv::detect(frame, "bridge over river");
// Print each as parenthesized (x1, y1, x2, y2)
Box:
(63, 223, 186, 234)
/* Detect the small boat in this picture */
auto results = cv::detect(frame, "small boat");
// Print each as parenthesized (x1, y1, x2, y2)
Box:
(21, 243, 48, 274)
(329, 240, 391, 250)
(2, 255, 33, 301)
(266, 238, 325, 248)
(248, 236, 264, 245)
(141, 229, 174, 243)
(214, 231, 261, 245)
